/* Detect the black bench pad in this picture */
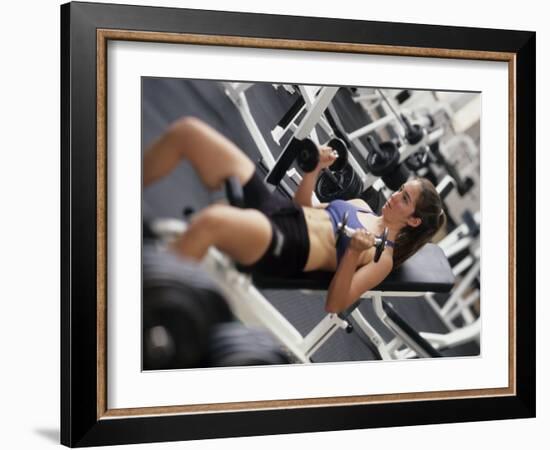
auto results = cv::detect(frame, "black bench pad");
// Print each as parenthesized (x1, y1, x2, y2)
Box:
(382, 301, 443, 357)
(253, 243, 455, 293)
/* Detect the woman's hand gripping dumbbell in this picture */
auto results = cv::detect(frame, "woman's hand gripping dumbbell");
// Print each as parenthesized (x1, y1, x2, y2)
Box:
(337, 211, 390, 262)
(317, 145, 340, 171)
(296, 137, 348, 173)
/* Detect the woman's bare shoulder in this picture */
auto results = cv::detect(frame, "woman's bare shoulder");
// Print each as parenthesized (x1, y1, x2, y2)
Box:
(347, 198, 373, 211)
(311, 202, 329, 209)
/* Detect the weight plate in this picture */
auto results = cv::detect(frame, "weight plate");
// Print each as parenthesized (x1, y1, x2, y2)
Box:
(366, 141, 400, 176)
(406, 124, 424, 145)
(382, 163, 410, 191)
(296, 138, 319, 172)
(327, 137, 348, 172)
(315, 165, 361, 202)
(208, 323, 290, 367)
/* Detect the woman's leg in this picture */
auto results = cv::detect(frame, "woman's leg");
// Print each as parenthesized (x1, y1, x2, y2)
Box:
(143, 117, 256, 189)
(171, 204, 272, 265)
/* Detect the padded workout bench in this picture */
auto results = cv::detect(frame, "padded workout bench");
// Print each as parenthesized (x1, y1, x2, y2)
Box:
(191, 230, 456, 363)
(151, 218, 451, 362)
(252, 242, 455, 361)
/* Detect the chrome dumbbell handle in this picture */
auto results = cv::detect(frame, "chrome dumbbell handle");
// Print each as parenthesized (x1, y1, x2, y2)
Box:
(337, 223, 384, 246)
(336, 212, 389, 263)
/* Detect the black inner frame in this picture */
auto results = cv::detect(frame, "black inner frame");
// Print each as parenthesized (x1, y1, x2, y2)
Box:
(61, 2, 535, 447)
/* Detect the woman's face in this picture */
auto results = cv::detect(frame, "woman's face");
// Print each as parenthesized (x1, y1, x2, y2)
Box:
(382, 180, 422, 228)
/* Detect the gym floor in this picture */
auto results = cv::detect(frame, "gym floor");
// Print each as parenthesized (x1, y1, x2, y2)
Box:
(142, 77, 480, 362)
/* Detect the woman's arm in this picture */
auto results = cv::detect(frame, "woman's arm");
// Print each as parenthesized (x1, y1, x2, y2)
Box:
(325, 252, 392, 313)
(293, 145, 338, 207)
(325, 231, 393, 313)
(293, 168, 322, 207)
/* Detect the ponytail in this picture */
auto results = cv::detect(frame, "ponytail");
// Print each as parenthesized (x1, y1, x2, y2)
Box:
(393, 178, 446, 268)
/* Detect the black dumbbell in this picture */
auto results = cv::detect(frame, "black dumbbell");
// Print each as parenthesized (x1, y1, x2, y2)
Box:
(336, 211, 390, 263)
(295, 138, 320, 172)
(296, 137, 348, 173)
(365, 135, 410, 191)
(304, 137, 360, 201)
(401, 114, 424, 145)
(405, 147, 430, 171)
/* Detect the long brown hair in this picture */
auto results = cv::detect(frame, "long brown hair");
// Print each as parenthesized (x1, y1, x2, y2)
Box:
(392, 178, 447, 268)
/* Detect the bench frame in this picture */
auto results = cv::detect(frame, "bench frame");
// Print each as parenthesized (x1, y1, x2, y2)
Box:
(200, 241, 448, 362)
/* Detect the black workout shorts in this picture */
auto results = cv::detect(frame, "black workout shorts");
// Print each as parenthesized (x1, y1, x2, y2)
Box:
(239, 170, 310, 277)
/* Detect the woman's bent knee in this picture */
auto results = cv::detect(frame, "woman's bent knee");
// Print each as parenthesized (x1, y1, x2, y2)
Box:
(171, 204, 231, 260)
(189, 204, 231, 234)
(169, 117, 204, 144)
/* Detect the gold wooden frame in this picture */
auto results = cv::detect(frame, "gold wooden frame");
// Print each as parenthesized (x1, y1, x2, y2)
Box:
(95, 29, 516, 420)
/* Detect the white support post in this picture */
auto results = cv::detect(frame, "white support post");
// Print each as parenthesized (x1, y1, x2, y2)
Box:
(452, 255, 475, 277)
(201, 248, 311, 363)
(447, 289, 480, 322)
(222, 82, 276, 168)
(386, 336, 405, 356)
(371, 294, 433, 359)
(421, 318, 480, 350)
(271, 104, 306, 144)
(425, 292, 456, 331)
(292, 87, 339, 140)
(264, 87, 339, 191)
(440, 259, 481, 318)
(350, 308, 392, 360)
(444, 236, 474, 260)
(300, 314, 350, 359)
(438, 211, 480, 253)
(224, 82, 254, 101)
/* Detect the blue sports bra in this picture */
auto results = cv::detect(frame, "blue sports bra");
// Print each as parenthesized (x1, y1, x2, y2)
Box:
(325, 199, 393, 265)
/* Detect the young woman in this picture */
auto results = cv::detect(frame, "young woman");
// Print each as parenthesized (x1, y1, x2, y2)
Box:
(144, 117, 446, 313)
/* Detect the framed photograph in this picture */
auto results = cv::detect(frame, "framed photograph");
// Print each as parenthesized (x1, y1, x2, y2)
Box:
(61, 1, 535, 447)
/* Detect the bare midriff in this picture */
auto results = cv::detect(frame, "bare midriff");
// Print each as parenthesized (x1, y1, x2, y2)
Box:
(301, 206, 376, 271)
